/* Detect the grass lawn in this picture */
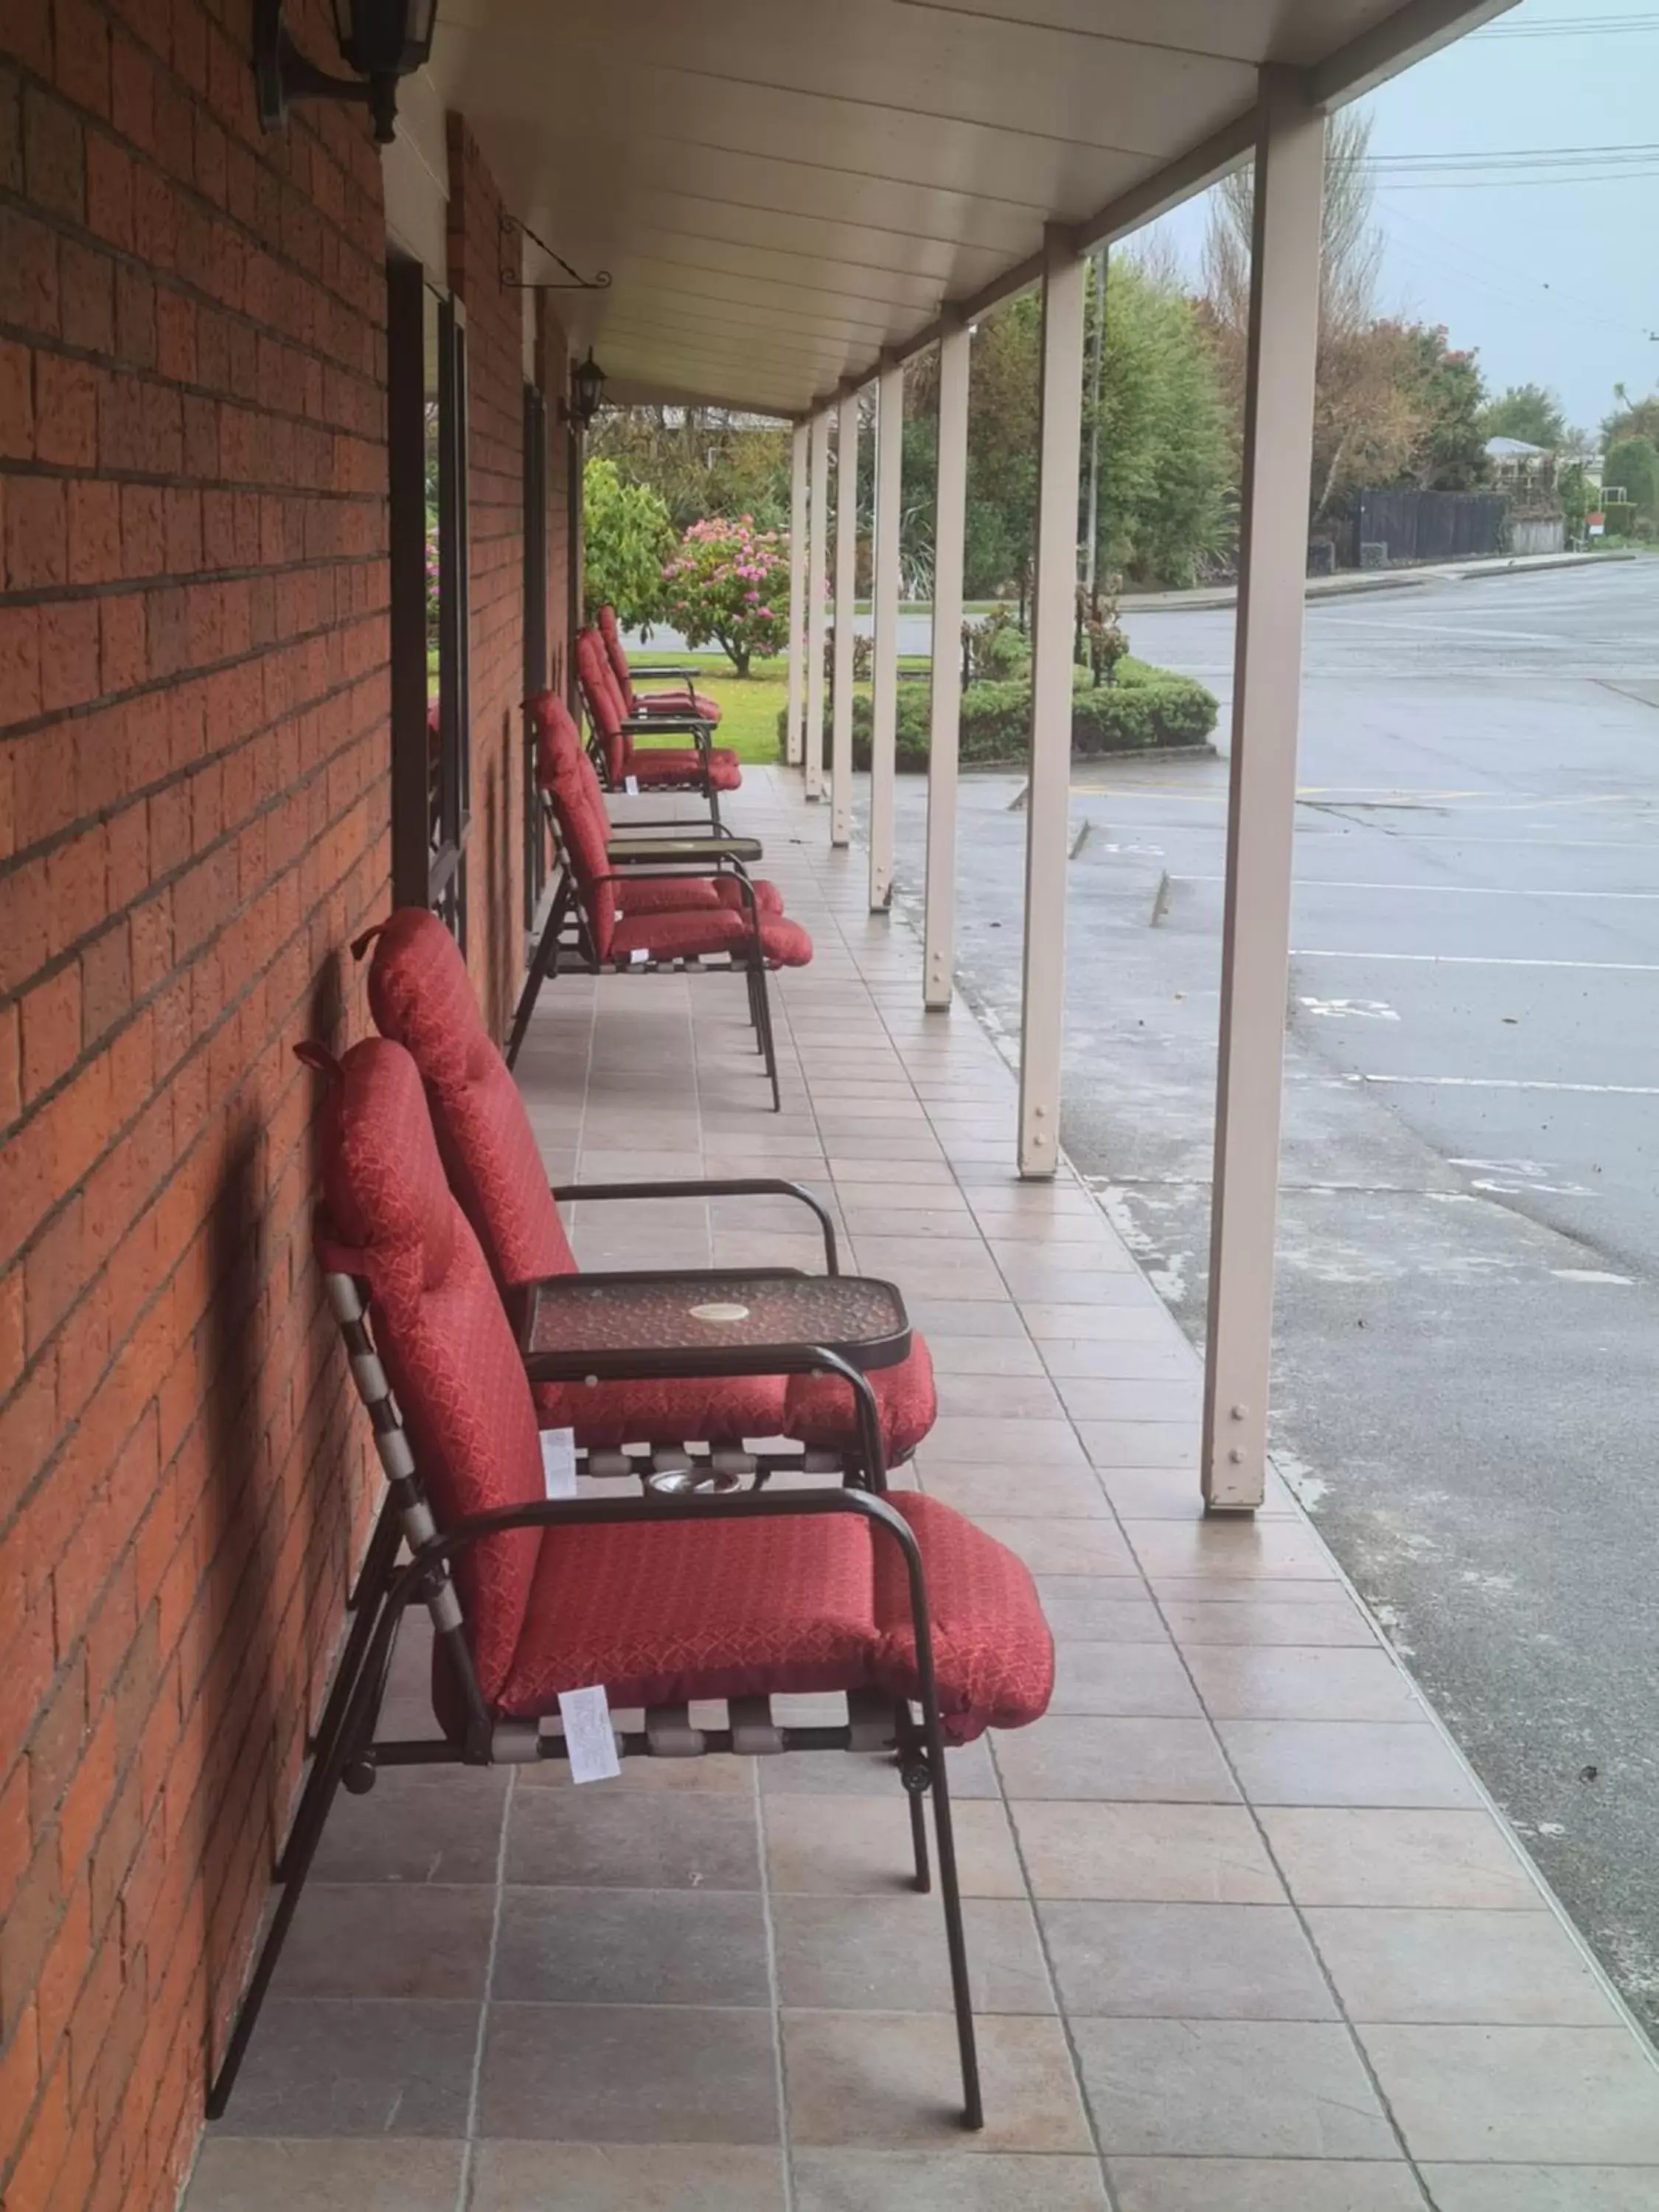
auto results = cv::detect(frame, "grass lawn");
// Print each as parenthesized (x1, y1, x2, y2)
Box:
(631, 651, 930, 765)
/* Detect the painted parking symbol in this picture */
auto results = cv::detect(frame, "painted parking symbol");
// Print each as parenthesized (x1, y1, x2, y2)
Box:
(1298, 996, 1399, 1021)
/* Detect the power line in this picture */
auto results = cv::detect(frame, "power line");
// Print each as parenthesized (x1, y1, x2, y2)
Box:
(1473, 10, 1659, 35)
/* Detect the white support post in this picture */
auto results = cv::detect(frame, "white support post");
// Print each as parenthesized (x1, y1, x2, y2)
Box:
(869, 358, 903, 909)
(1203, 70, 1326, 1512)
(786, 420, 809, 768)
(1016, 229, 1086, 1178)
(923, 319, 969, 1009)
(805, 410, 830, 801)
(831, 383, 860, 848)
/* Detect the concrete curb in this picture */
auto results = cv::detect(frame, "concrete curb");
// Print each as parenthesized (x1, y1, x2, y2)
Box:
(1121, 548, 1637, 615)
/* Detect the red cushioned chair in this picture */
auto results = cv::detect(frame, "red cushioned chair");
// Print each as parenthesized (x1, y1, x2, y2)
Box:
(597, 602, 723, 726)
(505, 722, 809, 1107)
(577, 627, 742, 820)
(206, 1036, 1053, 2130)
(369, 905, 940, 1484)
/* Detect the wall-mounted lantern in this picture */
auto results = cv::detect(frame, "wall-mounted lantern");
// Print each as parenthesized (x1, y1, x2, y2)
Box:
(254, 0, 437, 146)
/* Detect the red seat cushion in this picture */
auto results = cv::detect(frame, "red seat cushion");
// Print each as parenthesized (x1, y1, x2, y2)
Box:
(610, 908, 813, 967)
(636, 687, 723, 722)
(628, 747, 742, 792)
(616, 875, 785, 919)
(532, 1372, 789, 1447)
(496, 1491, 1054, 1745)
(785, 1338, 938, 1464)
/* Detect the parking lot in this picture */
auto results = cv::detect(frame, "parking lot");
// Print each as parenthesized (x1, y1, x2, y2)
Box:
(885, 556, 1659, 2034)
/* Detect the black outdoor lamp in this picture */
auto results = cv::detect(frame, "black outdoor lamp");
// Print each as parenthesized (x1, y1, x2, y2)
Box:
(254, 0, 438, 146)
(570, 349, 607, 430)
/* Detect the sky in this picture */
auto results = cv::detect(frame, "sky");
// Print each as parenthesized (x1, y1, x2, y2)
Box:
(1144, 0, 1659, 439)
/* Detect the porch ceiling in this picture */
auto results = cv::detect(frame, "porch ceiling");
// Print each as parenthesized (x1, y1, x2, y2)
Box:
(427, 0, 1511, 415)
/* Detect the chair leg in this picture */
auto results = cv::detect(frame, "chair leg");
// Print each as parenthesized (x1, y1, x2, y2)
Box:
(922, 1722, 982, 2129)
(504, 886, 565, 1068)
(276, 1498, 400, 1878)
(206, 1690, 357, 2118)
(754, 961, 782, 1111)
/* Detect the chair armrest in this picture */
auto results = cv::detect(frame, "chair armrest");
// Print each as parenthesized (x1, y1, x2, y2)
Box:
(630, 664, 708, 684)
(621, 716, 712, 737)
(550, 1178, 838, 1272)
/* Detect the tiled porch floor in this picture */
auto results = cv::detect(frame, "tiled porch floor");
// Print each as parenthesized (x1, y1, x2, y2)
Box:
(187, 769, 1659, 2211)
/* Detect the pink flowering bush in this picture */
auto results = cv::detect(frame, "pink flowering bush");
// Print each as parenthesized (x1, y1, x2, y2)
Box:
(660, 515, 790, 677)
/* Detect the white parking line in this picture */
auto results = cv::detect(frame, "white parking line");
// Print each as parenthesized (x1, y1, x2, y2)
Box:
(1293, 950, 1659, 974)
(1342, 1075, 1659, 1096)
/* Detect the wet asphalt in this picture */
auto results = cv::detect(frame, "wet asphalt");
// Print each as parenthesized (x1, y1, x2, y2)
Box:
(876, 557, 1659, 2037)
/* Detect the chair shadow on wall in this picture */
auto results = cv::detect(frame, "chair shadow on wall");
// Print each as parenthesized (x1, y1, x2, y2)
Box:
(198, 949, 350, 2088)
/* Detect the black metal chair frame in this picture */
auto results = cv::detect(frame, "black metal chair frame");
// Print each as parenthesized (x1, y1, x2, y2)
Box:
(588, 695, 727, 829)
(207, 1270, 984, 2134)
(504, 849, 785, 1110)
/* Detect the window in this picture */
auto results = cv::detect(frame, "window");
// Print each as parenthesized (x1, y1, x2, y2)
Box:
(389, 257, 470, 942)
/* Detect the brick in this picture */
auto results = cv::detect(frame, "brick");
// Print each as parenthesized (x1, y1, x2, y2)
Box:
(0, 605, 43, 726)
(83, 131, 133, 251)
(38, 598, 102, 715)
(0, 338, 32, 459)
(58, 239, 116, 356)
(112, 261, 156, 368)
(66, 481, 121, 587)
(34, 353, 100, 468)
(4, 476, 68, 593)
(1, 0, 53, 74)
(20, 967, 81, 1102)
(97, 593, 146, 695)
(0, 206, 60, 337)
(79, 928, 131, 1043)
(54, 0, 113, 120)
(22, 86, 83, 223)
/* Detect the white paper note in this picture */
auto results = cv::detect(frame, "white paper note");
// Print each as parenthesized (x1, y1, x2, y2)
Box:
(539, 1426, 577, 1499)
(558, 1686, 621, 1783)
(623, 775, 639, 795)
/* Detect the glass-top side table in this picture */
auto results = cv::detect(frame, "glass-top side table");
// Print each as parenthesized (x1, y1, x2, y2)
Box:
(519, 1268, 911, 1382)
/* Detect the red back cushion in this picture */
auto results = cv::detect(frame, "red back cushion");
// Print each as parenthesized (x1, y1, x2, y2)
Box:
(316, 1037, 542, 1701)
(597, 604, 637, 713)
(529, 689, 584, 791)
(576, 629, 626, 782)
(366, 908, 579, 1286)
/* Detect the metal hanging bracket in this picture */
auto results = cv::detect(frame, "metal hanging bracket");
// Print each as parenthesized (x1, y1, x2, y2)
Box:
(501, 212, 612, 293)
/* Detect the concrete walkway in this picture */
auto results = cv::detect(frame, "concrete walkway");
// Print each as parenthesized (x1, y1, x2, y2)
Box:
(185, 768, 1659, 2212)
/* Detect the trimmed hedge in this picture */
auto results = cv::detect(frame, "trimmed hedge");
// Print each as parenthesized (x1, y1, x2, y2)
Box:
(779, 656, 1218, 770)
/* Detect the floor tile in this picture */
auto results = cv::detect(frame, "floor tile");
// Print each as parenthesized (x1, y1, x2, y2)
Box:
(184, 2139, 466, 2211)
(793, 2149, 1110, 2210)
(926, 1335, 1047, 1377)
(1260, 1807, 1543, 1909)
(970, 1518, 1138, 1578)
(930, 1373, 1068, 1420)
(920, 1417, 1090, 1467)
(773, 1895, 1054, 2013)
(922, 1462, 1112, 1520)
(209, 1999, 479, 2137)
(1071, 2018, 1397, 2158)
(307, 1767, 509, 1885)
(479, 2003, 780, 2143)
(492, 1885, 770, 2006)
(1036, 1587, 1169, 1642)
(505, 1783, 760, 1888)
(1186, 1646, 1425, 1722)
(270, 1883, 496, 2000)
(1042, 1900, 1335, 2020)
(1219, 1721, 1484, 1808)
(1126, 1519, 1335, 1580)
(1054, 1379, 1203, 1424)
(763, 1793, 1026, 1896)
(783, 2011, 1093, 2152)
(1012, 1802, 1284, 1904)
(1358, 2024, 1659, 2162)
(1107, 2158, 1427, 2211)
(1039, 1340, 1197, 1379)
(1419, 2168, 1659, 2211)
(1049, 1643, 1202, 1717)
(1162, 1597, 1380, 1648)
(469, 2141, 787, 2209)
(1310, 1908, 1615, 2025)
(993, 1716, 1238, 1803)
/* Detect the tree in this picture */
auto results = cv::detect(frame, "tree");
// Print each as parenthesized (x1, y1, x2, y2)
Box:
(1402, 330, 1489, 490)
(659, 515, 790, 676)
(1604, 436, 1658, 521)
(1601, 386, 1659, 450)
(1480, 383, 1567, 451)
(582, 459, 674, 629)
(588, 406, 792, 530)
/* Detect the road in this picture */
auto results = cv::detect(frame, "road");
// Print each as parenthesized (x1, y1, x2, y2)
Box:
(883, 557, 1659, 2036)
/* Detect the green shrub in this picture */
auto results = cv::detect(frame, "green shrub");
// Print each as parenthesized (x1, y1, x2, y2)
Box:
(1599, 501, 1638, 539)
(779, 657, 1217, 770)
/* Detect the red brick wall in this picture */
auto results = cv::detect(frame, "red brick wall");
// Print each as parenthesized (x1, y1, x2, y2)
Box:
(0, 8, 571, 2205)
